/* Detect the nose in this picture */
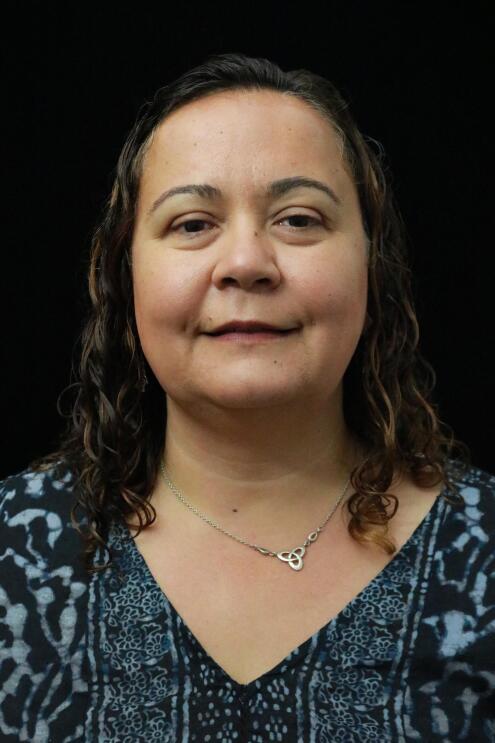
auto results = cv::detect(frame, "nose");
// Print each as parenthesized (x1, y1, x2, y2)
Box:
(211, 220, 282, 292)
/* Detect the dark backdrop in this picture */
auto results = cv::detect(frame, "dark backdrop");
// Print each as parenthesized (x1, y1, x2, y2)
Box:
(2, 2, 493, 478)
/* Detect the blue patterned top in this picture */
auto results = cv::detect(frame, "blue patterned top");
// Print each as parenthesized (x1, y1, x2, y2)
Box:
(0, 459, 494, 742)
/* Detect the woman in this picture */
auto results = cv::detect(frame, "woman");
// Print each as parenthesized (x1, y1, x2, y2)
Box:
(1, 53, 493, 742)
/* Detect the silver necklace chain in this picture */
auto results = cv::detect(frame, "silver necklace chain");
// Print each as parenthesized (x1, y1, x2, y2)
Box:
(159, 459, 352, 572)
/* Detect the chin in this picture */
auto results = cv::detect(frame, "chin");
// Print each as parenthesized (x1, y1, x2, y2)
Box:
(198, 383, 309, 410)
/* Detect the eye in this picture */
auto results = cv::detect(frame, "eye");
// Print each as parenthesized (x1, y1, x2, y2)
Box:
(171, 213, 323, 238)
(277, 214, 323, 230)
(171, 219, 212, 237)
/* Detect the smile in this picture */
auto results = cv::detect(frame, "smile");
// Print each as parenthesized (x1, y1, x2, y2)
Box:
(205, 329, 298, 343)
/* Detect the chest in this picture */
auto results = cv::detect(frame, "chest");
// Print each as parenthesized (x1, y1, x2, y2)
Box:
(131, 521, 393, 686)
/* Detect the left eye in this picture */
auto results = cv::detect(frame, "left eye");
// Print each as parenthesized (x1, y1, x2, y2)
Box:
(279, 214, 323, 230)
(172, 214, 322, 236)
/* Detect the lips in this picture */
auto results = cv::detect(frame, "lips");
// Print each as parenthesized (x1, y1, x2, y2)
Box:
(206, 321, 296, 335)
(212, 328, 289, 336)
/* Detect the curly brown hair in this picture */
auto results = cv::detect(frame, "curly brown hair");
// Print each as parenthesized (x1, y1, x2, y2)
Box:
(29, 52, 470, 574)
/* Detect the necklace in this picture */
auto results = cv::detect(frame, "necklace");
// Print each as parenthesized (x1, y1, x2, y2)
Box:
(159, 459, 352, 572)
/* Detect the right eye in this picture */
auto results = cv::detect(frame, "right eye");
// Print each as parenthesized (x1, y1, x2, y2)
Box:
(171, 219, 213, 237)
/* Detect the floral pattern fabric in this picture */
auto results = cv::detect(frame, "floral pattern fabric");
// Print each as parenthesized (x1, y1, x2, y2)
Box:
(0, 460, 494, 742)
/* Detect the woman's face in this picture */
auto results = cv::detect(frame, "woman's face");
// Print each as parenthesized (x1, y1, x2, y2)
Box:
(131, 90, 369, 412)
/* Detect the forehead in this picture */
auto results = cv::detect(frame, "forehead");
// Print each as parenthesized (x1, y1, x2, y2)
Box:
(139, 89, 349, 204)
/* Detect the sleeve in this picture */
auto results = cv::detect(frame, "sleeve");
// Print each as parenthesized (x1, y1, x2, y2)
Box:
(0, 466, 92, 742)
(406, 464, 495, 741)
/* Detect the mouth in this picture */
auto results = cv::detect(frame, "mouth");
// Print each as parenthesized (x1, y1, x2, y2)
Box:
(205, 328, 298, 343)
(202, 319, 300, 343)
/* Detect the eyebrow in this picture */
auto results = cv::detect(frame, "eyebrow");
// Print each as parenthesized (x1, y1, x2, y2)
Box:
(147, 175, 341, 218)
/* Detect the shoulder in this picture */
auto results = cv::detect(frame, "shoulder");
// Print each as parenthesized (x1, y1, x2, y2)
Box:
(1, 459, 75, 495)
(440, 458, 495, 537)
(0, 464, 91, 732)
(405, 461, 495, 742)
(0, 460, 76, 513)
(426, 459, 495, 613)
(0, 461, 81, 568)
(447, 456, 495, 495)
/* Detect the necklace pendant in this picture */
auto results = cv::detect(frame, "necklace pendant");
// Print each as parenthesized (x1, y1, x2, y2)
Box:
(276, 545, 306, 571)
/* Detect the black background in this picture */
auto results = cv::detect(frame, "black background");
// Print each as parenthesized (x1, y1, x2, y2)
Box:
(2, 2, 493, 478)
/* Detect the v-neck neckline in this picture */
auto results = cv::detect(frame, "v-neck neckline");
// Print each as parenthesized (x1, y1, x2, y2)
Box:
(110, 485, 445, 690)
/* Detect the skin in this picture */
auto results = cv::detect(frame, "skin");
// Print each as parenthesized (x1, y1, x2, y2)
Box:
(127, 94, 443, 686)
(130, 89, 370, 548)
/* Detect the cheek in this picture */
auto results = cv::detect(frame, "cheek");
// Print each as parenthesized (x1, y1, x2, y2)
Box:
(133, 257, 202, 337)
(296, 255, 368, 330)
(132, 261, 198, 385)
(305, 261, 368, 381)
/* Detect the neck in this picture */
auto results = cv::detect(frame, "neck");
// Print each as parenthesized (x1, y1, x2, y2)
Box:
(156, 389, 364, 544)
